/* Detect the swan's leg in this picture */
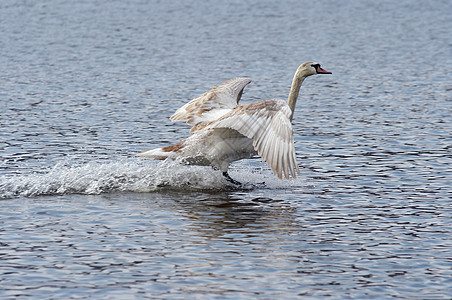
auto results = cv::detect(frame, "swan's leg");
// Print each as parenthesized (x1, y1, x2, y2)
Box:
(222, 172, 242, 186)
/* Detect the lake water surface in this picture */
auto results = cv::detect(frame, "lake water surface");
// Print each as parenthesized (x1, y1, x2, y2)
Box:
(1, 0, 451, 298)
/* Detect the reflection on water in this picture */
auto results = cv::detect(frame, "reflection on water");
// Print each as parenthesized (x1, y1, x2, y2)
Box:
(172, 193, 297, 240)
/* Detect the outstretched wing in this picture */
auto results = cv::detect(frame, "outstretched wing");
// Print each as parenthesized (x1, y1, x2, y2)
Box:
(170, 77, 252, 127)
(210, 99, 299, 180)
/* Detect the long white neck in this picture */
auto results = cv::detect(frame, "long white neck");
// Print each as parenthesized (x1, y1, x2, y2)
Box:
(287, 69, 309, 122)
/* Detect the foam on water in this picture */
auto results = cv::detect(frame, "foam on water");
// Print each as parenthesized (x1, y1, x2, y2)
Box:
(0, 158, 302, 199)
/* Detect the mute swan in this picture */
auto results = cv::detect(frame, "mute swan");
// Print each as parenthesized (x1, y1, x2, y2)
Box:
(139, 62, 331, 184)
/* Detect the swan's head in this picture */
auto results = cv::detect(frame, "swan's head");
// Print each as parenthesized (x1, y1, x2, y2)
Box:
(298, 62, 332, 77)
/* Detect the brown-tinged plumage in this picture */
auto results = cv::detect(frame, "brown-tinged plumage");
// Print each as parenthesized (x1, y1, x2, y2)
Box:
(139, 62, 331, 183)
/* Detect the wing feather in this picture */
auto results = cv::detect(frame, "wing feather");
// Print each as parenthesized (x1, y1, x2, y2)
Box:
(170, 78, 252, 128)
(210, 99, 299, 180)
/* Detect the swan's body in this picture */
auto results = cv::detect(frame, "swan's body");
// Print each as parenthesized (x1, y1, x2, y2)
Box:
(139, 62, 331, 181)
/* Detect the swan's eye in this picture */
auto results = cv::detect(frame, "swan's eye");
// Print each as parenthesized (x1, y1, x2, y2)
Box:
(311, 64, 319, 69)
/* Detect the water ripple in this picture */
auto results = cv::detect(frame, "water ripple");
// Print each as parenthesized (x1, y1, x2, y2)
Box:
(1, 0, 451, 298)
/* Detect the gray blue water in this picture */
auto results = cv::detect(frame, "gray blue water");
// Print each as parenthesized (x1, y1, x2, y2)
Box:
(1, 0, 451, 298)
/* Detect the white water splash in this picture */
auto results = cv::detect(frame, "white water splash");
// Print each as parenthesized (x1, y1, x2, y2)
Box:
(0, 158, 303, 199)
(0, 158, 216, 199)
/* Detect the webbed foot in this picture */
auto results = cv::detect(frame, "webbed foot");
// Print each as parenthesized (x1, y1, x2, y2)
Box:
(222, 172, 242, 186)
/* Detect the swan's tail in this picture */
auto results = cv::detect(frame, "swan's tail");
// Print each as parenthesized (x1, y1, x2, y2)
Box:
(138, 147, 170, 160)
(138, 140, 185, 160)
